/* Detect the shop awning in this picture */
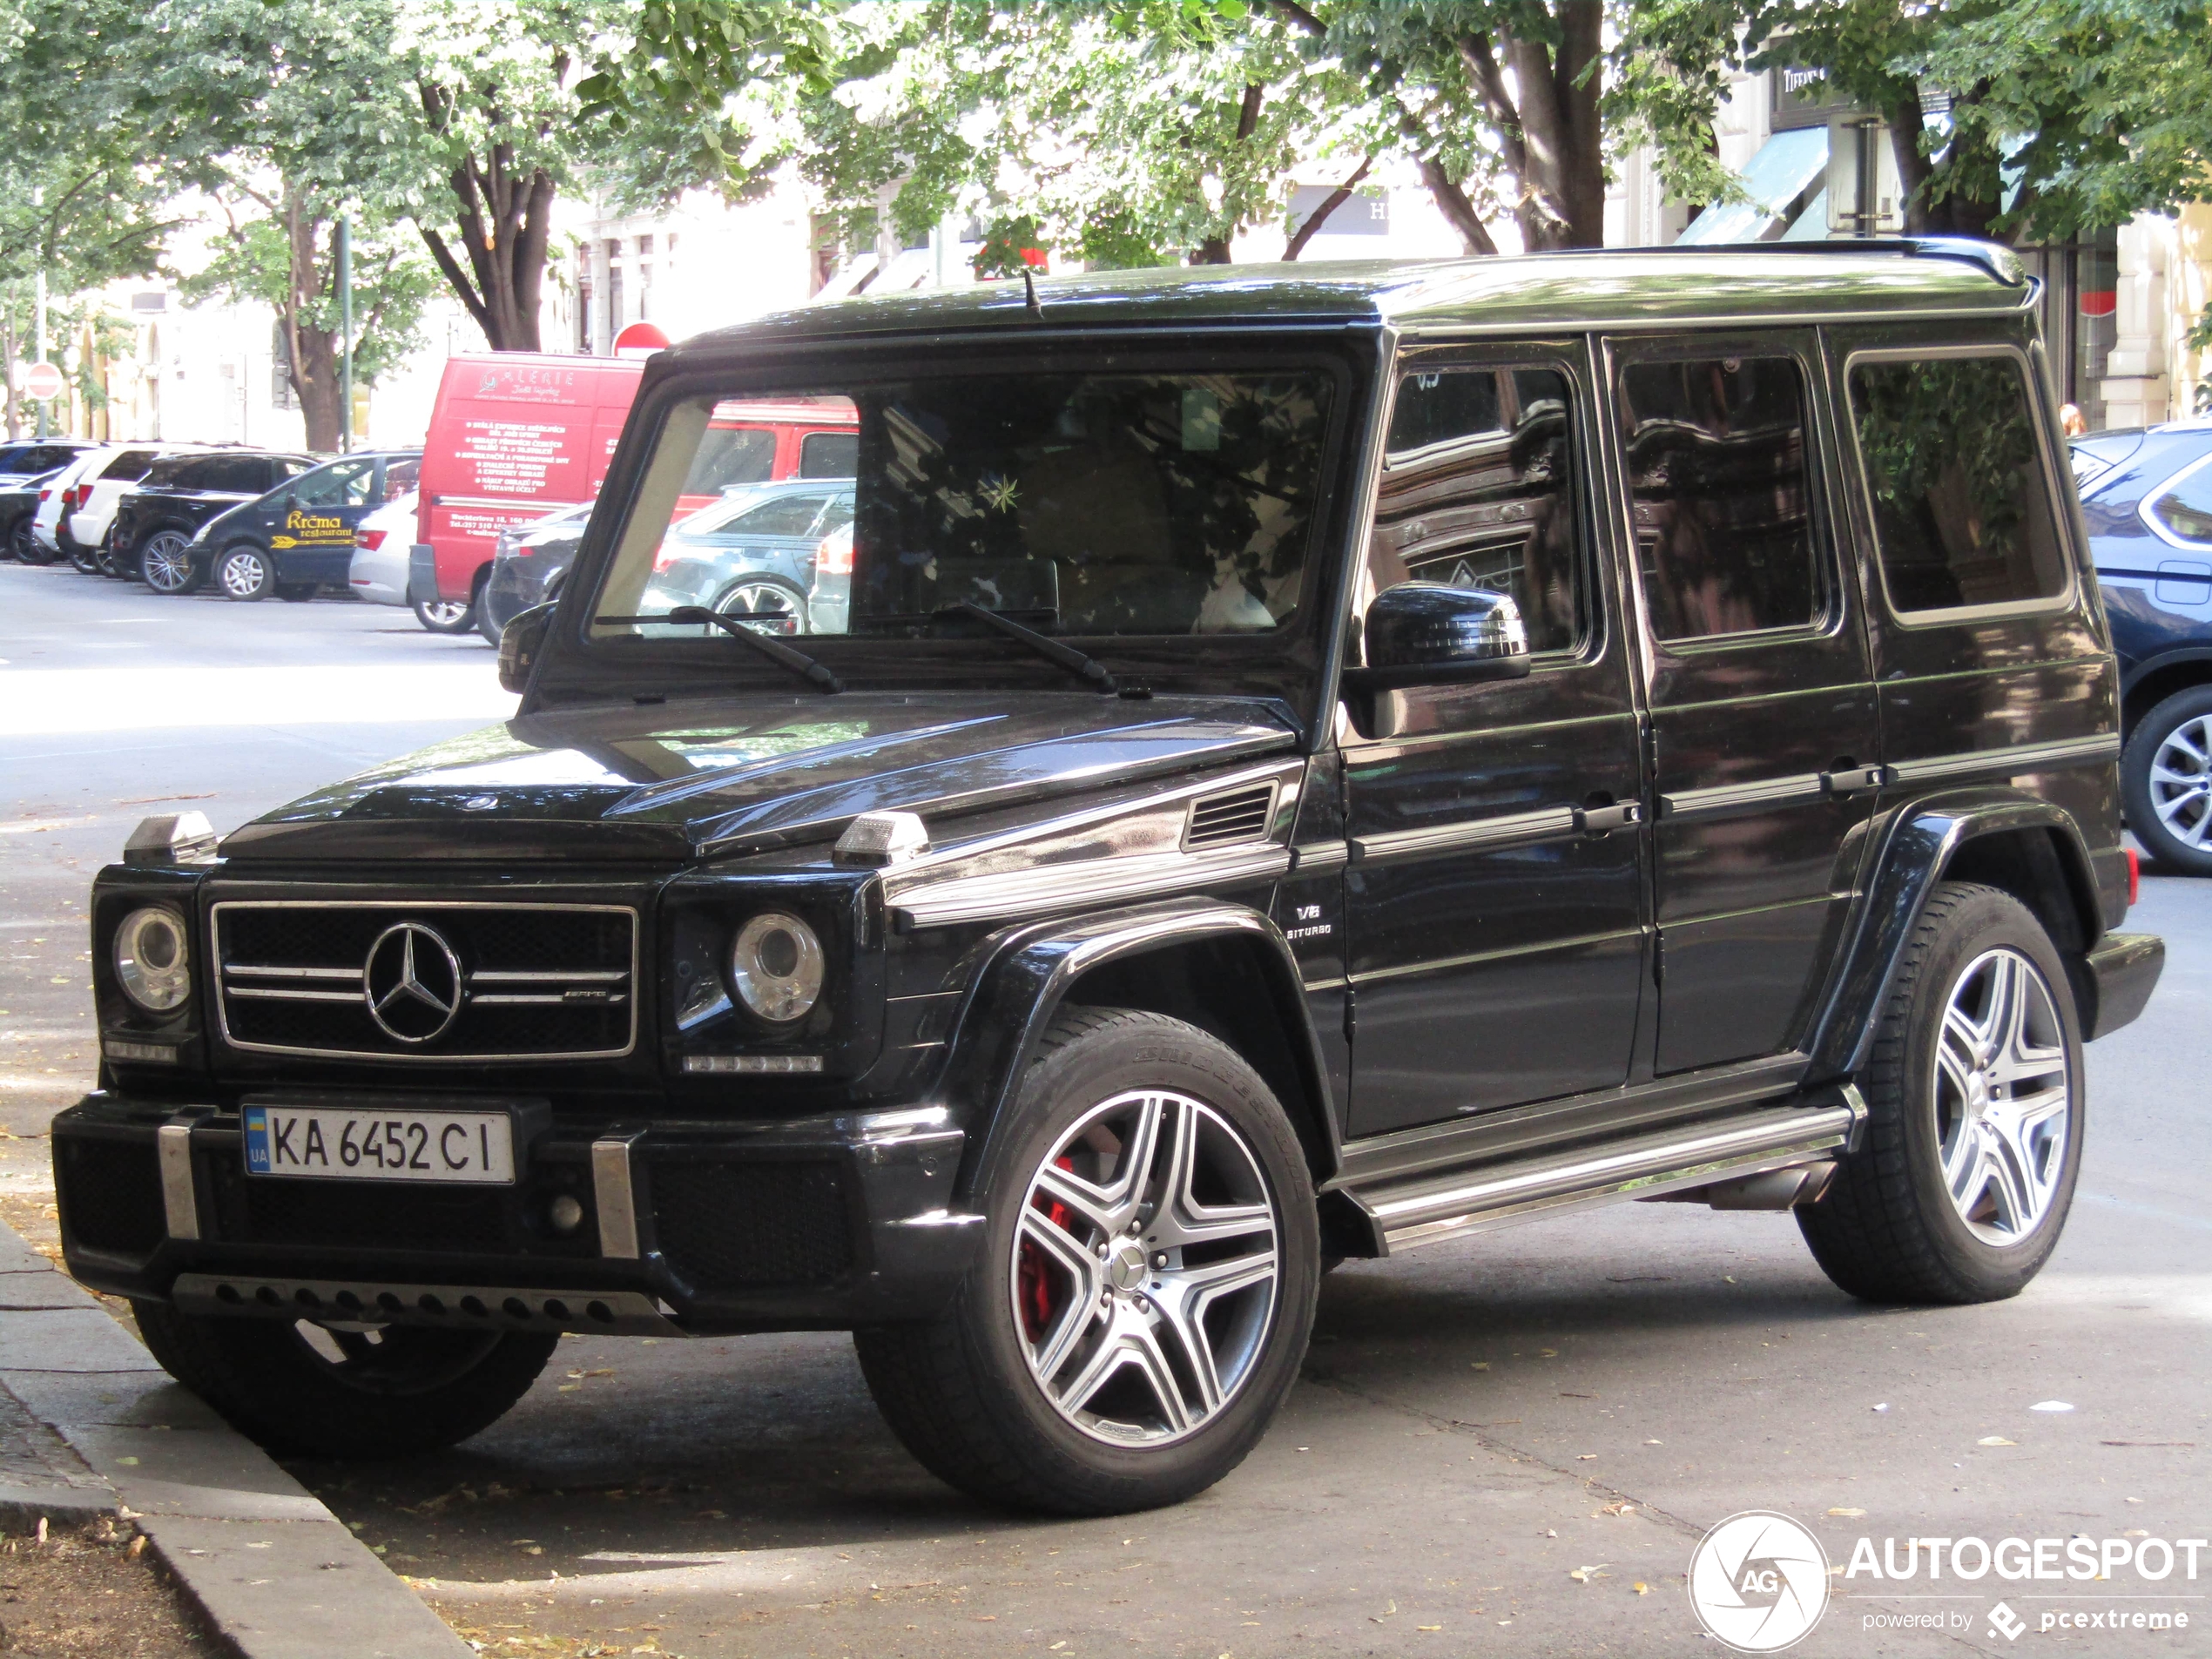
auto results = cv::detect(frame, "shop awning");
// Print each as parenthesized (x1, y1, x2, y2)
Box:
(1676, 126, 1831, 246)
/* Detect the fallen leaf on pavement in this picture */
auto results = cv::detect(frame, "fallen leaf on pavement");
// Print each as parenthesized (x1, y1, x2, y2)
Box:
(1827, 1507, 1866, 1518)
(1977, 1436, 2017, 1447)
(1568, 1565, 1608, 1583)
(1634, 1582, 1649, 1595)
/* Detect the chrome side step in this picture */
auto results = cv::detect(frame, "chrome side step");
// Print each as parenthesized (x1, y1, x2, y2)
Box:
(1339, 1092, 1862, 1256)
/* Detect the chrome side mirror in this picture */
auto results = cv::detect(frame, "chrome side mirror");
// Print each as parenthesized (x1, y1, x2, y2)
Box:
(496, 603, 555, 695)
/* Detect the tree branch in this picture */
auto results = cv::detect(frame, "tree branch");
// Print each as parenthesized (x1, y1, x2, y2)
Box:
(1284, 153, 1374, 260)
(417, 223, 495, 339)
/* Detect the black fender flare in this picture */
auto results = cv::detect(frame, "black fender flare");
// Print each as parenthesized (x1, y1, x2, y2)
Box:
(2120, 644, 2212, 705)
(1806, 789, 2103, 1080)
(938, 896, 1339, 1211)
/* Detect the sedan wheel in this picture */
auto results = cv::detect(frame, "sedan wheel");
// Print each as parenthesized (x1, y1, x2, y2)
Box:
(2122, 686, 2212, 873)
(139, 530, 199, 594)
(218, 546, 272, 601)
(713, 578, 806, 636)
(414, 597, 476, 634)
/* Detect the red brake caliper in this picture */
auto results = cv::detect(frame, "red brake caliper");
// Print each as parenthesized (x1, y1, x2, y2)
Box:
(1018, 1155, 1077, 1341)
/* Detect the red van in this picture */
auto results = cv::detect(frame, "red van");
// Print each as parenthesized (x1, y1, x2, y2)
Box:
(410, 353, 858, 621)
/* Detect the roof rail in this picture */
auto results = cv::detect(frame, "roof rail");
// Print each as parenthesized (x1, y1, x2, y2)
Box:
(1623, 235, 2024, 287)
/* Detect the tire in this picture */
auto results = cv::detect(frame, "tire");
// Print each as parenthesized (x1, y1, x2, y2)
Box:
(9, 518, 44, 563)
(415, 595, 476, 633)
(712, 576, 807, 636)
(133, 1299, 558, 1460)
(138, 529, 201, 594)
(69, 535, 103, 576)
(98, 531, 130, 578)
(276, 581, 318, 602)
(1798, 880, 2085, 1305)
(854, 1007, 1318, 1516)
(216, 545, 273, 601)
(2121, 685, 2212, 874)
(477, 599, 505, 645)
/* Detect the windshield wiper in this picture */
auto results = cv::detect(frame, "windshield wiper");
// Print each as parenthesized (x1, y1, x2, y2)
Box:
(924, 603, 1116, 692)
(597, 606, 843, 693)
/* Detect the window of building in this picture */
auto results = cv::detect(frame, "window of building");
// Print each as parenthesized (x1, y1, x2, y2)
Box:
(1849, 355, 2067, 613)
(1366, 363, 1585, 656)
(577, 249, 594, 354)
(1620, 354, 1822, 640)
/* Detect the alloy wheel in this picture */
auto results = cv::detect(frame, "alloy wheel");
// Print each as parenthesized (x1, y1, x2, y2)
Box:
(1010, 1089, 1280, 1447)
(219, 549, 268, 598)
(419, 599, 469, 626)
(714, 579, 805, 636)
(141, 530, 194, 592)
(2147, 713, 2212, 850)
(1932, 947, 2071, 1246)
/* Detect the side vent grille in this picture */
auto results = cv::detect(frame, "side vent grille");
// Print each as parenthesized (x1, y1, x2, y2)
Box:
(1184, 783, 1277, 850)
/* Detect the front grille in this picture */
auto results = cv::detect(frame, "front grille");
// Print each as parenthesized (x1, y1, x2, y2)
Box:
(56, 1137, 165, 1255)
(206, 1159, 511, 1252)
(212, 901, 637, 1061)
(648, 1157, 853, 1291)
(1184, 783, 1277, 849)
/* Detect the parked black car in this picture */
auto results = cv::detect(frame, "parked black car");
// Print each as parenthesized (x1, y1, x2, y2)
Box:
(152, 449, 421, 601)
(2067, 421, 2212, 871)
(113, 450, 315, 595)
(57, 242, 2161, 1519)
(0, 439, 99, 560)
(477, 500, 595, 645)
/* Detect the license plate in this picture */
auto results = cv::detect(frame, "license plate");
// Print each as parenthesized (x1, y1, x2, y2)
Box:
(243, 1104, 516, 1184)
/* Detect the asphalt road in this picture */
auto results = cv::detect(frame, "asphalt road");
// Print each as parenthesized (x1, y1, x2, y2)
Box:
(3, 558, 2206, 1659)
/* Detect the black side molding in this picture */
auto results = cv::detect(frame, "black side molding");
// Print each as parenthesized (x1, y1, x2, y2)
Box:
(2078, 932, 2164, 1041)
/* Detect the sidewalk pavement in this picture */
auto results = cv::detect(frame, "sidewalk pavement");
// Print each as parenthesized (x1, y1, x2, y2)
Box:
(0, 1219, 471, 1658)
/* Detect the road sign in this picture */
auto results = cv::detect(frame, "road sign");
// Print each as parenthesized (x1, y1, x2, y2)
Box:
(614, 322, 670, 358)
(21, 361, 64, 401)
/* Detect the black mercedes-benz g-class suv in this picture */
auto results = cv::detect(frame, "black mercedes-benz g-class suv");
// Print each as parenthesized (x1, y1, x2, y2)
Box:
(57, 241, 2163, 1518)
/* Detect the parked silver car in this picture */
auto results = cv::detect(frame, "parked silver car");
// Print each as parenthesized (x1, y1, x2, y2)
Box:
(638, 478, 854, 634)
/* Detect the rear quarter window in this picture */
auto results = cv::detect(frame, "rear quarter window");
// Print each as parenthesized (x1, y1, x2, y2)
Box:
(1848, 354, 2067, 616)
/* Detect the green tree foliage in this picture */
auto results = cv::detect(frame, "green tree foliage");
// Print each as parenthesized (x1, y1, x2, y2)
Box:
(1748, 0, 2212, 246)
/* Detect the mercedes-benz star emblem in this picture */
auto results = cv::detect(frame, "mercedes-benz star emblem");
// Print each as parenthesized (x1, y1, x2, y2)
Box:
(363, 921, 463, 1044)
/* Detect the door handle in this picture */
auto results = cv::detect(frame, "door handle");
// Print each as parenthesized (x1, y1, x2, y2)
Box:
(1820, 764, 1893, 796)
(1575, 799, 1642, 835)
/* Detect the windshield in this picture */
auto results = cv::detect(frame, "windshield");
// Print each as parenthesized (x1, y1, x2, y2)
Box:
(590, 368, 1338, 648)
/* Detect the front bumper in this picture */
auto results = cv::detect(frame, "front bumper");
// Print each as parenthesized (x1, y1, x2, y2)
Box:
(53, 1093, 981, 1338)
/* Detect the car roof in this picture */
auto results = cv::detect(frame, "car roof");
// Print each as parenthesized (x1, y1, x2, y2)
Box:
(677, 239, 2034, 355)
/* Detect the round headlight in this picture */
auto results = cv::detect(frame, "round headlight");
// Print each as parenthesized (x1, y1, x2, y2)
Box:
(728, 912, 823, 1025)
(115, 906, 192, 1013)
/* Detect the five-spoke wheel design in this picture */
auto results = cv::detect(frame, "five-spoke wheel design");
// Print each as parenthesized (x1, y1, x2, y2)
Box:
(218, 546, 271, 600)
(713, 577, 806, 636)
(140, 529, 196, 592)
(1932, 947, 2070, 1245)
(2146, 711, 2212, 853)
(1012, 1088, 1279, 1447)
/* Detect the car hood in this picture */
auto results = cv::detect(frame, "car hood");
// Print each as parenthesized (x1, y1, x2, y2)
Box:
(219, 691, 1300, 864)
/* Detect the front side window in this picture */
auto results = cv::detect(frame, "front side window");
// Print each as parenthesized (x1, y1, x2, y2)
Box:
(595, 368, 1336, 640)
(289, 458, 375, 508)
(1366, 362, 1584, 655)
(2147, 455, 2212, 547)
(1620, 354, 1822, 642)
(1850, 355, 2066, 612)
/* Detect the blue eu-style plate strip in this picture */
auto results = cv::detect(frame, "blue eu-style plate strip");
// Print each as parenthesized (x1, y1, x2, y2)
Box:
(244, 1107, 271, 1174)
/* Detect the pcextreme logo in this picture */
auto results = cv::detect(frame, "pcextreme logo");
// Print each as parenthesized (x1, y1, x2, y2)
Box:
(1688, 1510, 1831, 1652)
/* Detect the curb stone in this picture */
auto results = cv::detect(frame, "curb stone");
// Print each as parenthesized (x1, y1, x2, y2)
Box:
(0, 1219, 471, 1658)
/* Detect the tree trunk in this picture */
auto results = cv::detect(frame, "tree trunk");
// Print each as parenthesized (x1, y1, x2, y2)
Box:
(1499, 3, 1604, 250)
(1889, 91, 2006, 242)
(292, 323, 344, 453)
(276, 192, 344, 453)
(1191, 84, 1264, 265)
(1, 310, 17, 442)
(414, 80, 555, 351)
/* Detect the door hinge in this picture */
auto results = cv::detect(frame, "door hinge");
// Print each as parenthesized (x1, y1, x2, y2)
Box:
(1342, 988, 1357, 1042)
(1652, 932, 1664, 988)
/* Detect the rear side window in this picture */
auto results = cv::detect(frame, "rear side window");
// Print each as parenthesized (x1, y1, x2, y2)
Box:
(1849, 356, 2067, 613)
(2147, 455, 2212, 548)
(799, 430, 858, 478)
(105, 450, 157, 482)
(1369, 362, 1585, 655)
(382, 456, 421, 497)
(685, 426, 777, 493)
(1619, 354, 1822, 642)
